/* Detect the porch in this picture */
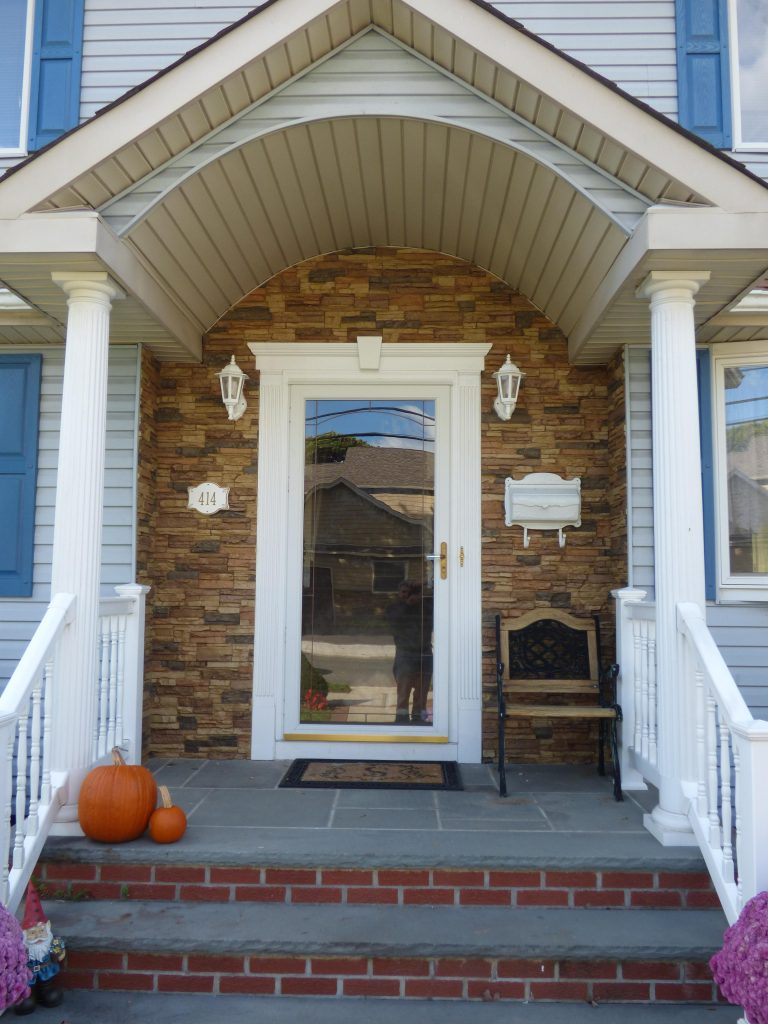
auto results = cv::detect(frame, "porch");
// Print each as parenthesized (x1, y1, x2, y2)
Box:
(37, 759, 738, 1017)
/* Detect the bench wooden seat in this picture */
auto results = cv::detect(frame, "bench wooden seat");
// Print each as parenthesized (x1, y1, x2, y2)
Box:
(494, 609, 622, 801)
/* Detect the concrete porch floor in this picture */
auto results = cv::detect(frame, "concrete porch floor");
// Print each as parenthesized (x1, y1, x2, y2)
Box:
(45, 759, 704, 871)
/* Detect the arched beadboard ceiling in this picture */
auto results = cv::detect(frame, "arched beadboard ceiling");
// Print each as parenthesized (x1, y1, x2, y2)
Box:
(122, 116, 630, 338)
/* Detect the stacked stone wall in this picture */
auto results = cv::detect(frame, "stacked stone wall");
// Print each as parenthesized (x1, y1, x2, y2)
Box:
(137, 247, 627, 762)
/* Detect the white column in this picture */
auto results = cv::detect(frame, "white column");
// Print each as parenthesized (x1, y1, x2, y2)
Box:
(637, 271, 709, 845)
(49, 272, 123, 829)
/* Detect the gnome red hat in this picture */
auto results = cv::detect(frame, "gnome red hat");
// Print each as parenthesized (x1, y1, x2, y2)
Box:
(21, 883, 46, 932)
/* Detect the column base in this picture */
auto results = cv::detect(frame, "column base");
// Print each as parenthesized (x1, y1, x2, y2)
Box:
(50, 816, 85, 838)
(643, 805, 698, 847)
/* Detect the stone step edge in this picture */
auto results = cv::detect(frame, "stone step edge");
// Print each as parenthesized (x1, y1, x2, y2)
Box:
(37, 861, 719, 909)
(45, 900, 728, 961)
(62, 949, 723, 1004)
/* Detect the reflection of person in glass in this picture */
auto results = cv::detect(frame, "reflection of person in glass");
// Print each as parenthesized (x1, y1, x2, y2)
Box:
(385, 581, 433, 723)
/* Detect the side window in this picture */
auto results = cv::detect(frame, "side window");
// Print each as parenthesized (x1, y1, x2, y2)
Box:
(0, 0, 34, 155)
(713, 347, 768, 595)
(676, 0, 732, 148)
(730, 0, 768, 147)
(0, 355, 42, 598)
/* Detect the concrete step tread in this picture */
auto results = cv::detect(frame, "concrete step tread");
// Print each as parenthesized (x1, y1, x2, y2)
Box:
(56, 992, 743, 1023)
(47, 898, 729, 959)
(41, 829, 710, 871)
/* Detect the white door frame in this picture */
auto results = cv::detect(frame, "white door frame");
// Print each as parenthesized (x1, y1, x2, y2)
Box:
(247, 340, 490, 763)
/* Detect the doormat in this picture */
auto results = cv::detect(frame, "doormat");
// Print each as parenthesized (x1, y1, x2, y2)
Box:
(279, 759, 463, 791)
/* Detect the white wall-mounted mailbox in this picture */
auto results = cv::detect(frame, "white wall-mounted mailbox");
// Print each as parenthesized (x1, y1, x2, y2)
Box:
(504, 472, 581, 548)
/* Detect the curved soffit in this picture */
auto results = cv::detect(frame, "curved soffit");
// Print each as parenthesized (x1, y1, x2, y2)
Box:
(124, 117, 628, 337)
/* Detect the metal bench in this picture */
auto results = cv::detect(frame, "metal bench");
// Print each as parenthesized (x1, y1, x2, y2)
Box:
(494, 609, 622, 800)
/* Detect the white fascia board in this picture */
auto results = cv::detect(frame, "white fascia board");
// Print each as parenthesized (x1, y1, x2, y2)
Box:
(0, 0, 338, 220)
(568, 206, 768, 359)
(402, 0, 768, 213)
(0, 213, 202, 359)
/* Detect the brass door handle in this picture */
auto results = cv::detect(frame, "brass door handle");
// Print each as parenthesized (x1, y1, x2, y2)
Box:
(426, 543, 448, 580)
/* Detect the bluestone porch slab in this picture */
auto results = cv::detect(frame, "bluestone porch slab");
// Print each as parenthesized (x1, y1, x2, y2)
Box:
(48, 900, 729, 960)
(57, 992, 743, 1024)
(41, 824, 711, 869)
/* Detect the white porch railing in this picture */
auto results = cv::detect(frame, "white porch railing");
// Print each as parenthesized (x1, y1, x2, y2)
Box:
(614, 588, 768, 924)
(0, 584, 148, 912)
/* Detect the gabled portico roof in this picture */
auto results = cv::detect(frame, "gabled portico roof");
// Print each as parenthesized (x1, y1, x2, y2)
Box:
(1, 0, 768, 362)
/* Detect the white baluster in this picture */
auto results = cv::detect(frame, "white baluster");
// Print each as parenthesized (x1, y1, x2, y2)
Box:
(27, 681, 42, 837)
(733, 742, 743, 911)
(97, 619, 109, 759)
(707, 695, 720, 847)
(14, 712, 29, 871)
(0, 721, 15, 905)
(40, 659, 53, 806)
(648, 627, 658, 766)
(640, 619, 649, 760)
(107, 615, 119, 751)
(632, 620, 642, 755)
(114, 614, 127, 748)
(720, 722, 735, 885)
(694, 661, 707, 816)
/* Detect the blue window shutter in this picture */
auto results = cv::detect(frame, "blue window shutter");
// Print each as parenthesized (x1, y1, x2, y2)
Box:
(676, 0, 732, 148)
(27, 0, 85, 151)
(696, 350, 716, 600)
(0, 355, 41, 597)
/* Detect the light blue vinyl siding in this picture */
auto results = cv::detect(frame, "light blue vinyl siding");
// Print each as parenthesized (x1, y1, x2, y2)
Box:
(0, 345, 139, 687)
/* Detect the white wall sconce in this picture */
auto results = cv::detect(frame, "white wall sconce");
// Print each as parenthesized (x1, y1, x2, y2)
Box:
(493, 354, 524, 420)
(218, 355, 248, 421)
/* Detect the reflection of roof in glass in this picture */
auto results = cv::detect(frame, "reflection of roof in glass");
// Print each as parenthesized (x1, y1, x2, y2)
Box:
(306, 447, 434, 489)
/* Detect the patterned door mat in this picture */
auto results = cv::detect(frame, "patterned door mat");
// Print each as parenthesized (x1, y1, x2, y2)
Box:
(279, 759, 463, 790)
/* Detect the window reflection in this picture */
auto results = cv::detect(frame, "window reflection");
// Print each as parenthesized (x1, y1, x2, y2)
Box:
(725, 364, 768, 574)
(301, 400, 435, 726)
(736, 0, 768, 144)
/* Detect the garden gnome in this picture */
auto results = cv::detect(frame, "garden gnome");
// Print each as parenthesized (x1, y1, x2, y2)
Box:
(14, 883, 66, 1015)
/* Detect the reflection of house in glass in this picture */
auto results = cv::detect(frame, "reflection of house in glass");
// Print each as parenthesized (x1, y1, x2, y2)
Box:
(727, 431, 768, 574)
(303, 447, 434, 637)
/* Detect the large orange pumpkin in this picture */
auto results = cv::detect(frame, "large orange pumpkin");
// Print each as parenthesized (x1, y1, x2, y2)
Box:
(78, 747, 157, 843)
(149, 786, 187, 844)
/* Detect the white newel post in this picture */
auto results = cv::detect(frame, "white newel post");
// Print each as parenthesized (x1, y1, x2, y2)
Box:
(49, 272, 124, 830)
(638, 271, 709, 845)
(114, 583, 151, 765)
(611, 587, 648, 791)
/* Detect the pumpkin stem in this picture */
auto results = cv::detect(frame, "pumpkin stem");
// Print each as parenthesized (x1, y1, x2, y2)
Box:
(110, 747, 127, 766)
(159, 785, 173, 809)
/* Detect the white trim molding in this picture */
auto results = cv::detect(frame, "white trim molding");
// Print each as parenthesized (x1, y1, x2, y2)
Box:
(247, 341, 489, 763)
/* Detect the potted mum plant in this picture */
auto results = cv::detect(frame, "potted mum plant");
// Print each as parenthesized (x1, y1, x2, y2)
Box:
(0, 902, 30, 1015)
(710, 890, 768, 1024)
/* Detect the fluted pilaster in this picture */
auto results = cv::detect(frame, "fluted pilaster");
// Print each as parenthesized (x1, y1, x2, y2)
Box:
(49, 273, 123, 818)
(638, 270, 708, 843)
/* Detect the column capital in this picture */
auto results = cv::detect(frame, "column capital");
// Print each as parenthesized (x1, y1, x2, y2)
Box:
(636, 270, 710, 303)
(51, 271, 125, 306)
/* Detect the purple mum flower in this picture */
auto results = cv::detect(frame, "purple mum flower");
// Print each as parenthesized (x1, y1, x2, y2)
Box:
(0, 903, 31, 1011)
(711, 891, 768, 1024)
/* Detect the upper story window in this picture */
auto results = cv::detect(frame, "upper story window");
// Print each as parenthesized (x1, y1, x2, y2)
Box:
(0, 0, 34, 154)
(731, 0, 768, 146)
(713, 345, 768, 595)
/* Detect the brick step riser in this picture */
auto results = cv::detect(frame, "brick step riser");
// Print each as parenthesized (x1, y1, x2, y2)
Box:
(64, 951, 723, 1003)
(38, 863, 720, 909)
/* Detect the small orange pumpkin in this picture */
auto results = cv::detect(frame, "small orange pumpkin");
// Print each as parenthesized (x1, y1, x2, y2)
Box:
(149, 785, 187, 844)
(79, 747, 157, 843)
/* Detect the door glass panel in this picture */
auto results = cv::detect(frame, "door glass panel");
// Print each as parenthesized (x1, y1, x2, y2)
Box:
(302, 399, 435, 726)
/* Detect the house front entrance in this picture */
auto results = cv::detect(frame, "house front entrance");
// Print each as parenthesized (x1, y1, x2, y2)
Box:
(249, 342, 489, 763)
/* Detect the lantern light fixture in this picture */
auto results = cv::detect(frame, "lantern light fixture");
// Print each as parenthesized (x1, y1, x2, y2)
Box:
(218, 355, 248, 421)
(493, 354, 524, 420)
